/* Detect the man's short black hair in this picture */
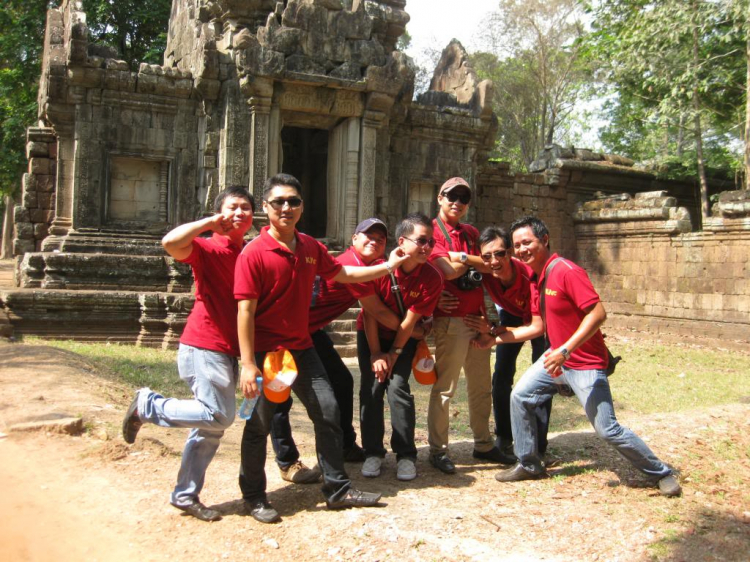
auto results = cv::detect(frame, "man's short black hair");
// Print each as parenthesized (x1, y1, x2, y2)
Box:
(478, 226, 511, 251)
(262, 173, 303, 200)
(213, 185, 255, 213)
(509, 216, 550, 248)
(396, 212, 432, 240)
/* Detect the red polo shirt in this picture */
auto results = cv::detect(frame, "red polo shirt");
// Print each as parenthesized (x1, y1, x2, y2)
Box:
(430, 218, 484, 317)
(308, 247, 379, 333)
(234, 227, 342, 352)
(357, 262, 444, 339)
(531, 254, 609, 371)
(483, 258, 534, 323)
(179, 233, 243, 356)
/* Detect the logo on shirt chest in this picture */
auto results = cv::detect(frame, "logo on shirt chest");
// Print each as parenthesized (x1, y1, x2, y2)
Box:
(515, 298, 526, 308)
(545, 289, 557, 297)
(306, 257, 317, 265)
(409, 290, 421, 299)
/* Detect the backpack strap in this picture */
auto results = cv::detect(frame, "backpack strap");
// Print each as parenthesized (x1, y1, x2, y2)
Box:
(539, 257, 565, 348)
(389, 271, 407, 319)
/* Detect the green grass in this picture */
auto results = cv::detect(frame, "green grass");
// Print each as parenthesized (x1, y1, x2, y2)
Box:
(26, 337, 186, 398)
(410, 340, 750, 439)
(22, 336, 750, 440)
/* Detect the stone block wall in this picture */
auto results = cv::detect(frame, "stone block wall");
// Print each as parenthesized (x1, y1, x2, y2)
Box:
(14, 128, 58, 254)
(474, 161, 578, 258)
(575, 193, 750, 342)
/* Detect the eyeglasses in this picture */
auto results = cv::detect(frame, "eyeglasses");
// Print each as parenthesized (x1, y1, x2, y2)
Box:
(403, 237, 436, 248)
(440, 191, 471, 205)
(266, 197, 303, 210)
(481, 250, 508, 261)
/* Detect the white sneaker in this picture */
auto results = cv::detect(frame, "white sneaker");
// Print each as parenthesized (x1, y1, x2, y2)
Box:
(362, 456, 382, 478)
(396, 458, 417, 481)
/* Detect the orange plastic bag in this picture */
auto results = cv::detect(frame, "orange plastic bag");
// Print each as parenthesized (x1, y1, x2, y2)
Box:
(412, 340, 436, 385)
(262, 349, 298, 403)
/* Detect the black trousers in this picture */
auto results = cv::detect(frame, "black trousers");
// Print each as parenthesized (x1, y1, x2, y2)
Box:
(270, 329, 358, 466)
(493, 309, 552, 454)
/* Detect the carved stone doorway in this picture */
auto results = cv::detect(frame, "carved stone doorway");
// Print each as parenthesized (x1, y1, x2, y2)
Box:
(280, 126, 328, 238)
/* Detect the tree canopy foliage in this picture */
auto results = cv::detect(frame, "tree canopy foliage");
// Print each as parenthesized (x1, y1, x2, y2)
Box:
(0, 0, 171, 199)
(0, 0, 52, 198)
(583, 0, 749, 203)
(471, 0, 592, 171)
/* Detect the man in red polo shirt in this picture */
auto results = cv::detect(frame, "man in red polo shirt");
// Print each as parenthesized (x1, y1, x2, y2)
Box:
(121, 186, 254, 522)
(475, 216, 681, 497)
(269, 218, 425, 481)
(426, 177, 508, 475)
(359, 213, 444, 482)
(463, 226, 552, 464)
(234, 173, 409, 523)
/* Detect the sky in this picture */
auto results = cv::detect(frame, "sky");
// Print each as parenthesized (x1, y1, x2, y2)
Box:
(402, 0, 499, 66)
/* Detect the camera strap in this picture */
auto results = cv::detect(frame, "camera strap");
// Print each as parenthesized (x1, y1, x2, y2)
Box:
(538, 257, 564, 349)
(435, 216, 473, 253)
(389, 271, 407, 319)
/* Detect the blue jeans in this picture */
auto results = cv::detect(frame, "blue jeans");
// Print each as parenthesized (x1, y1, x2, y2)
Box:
(239, 347, 351, 504)
(137, 343, 238, 506)
(270, 329, 359, 467)
(493, 308, 549, 451)
(357, 331, 418, 461)
(510, 355, 672, 479)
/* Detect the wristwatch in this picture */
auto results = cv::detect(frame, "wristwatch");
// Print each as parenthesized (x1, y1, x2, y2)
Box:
(559, 347, 571, 361)
(489, 322, 498, 337)
(459, 252, 468, 263)
(391, 347, 403, 355)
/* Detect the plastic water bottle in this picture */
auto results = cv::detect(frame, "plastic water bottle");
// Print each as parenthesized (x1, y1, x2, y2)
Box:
(238, 376, 263, 420)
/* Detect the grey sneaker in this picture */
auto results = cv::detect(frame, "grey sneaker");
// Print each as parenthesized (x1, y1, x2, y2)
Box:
(658, 474, 682, 497)
(362, 456, 382, 478)
(396, 458, 417, 481)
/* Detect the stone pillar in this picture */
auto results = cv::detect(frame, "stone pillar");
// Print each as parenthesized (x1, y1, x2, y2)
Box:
(358, 113, 379, 223)
(1, 195, 14, 259)
(268, 105, 282, 178)
(47, 133, 75, 239)
(248, 96, 272, 203)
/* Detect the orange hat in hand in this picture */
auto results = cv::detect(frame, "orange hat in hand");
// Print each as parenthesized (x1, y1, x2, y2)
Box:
(263, 349, 298, 403)
(412, 340, 437, 385)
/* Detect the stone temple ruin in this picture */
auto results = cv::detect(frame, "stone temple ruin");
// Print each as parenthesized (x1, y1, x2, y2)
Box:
(1, 0, 748, 348)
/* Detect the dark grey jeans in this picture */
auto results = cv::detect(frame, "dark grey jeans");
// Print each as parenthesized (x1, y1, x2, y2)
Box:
(357, 331, 418, 461)
(239, 347, 351, 504)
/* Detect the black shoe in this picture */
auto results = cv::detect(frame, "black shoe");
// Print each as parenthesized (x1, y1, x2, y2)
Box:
(494, 463, 546, 482)
(557, 384, 575, 397)
(326, 488, 382, 510)
(658, 474, 682, 497)
(122, 392, 142, 444)
(429, 453, 456, 474)
(246, 498, 281, 523)
(473, 446, 516, 465)
(171, 500, 222, 522)
(343, 443, 367, 463)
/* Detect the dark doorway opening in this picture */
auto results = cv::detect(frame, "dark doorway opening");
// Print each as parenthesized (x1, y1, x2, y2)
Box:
(281, 126, 328, 238)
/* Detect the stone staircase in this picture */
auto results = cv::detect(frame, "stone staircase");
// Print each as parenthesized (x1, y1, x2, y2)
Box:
(323, 306, 360, 358)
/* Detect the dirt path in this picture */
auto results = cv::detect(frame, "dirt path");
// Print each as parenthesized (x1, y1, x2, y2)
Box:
(1, 340, 748, 562)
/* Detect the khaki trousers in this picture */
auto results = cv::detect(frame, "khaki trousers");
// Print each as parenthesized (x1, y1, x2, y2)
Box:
(427, 316, 494, 455)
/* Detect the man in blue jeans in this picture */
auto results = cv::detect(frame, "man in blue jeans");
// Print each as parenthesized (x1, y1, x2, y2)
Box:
(475, 216, 681, 497)
(121, 185, 255, 522)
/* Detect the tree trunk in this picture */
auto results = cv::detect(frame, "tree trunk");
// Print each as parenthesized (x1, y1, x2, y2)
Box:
(745, 34, 749, 189)
(691, 8, 710, 219)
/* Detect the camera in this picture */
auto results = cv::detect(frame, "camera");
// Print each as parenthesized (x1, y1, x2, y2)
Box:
(456, 267, 483, 291)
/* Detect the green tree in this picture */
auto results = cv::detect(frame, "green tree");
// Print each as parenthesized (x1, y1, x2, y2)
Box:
(585, 0, 748, 216)
(474, 0, 592, 171)
(82, 0, 171, 68)
(0, 1, 52, 199)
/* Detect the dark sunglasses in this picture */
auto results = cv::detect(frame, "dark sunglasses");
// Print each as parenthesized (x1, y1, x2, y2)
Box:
(481, 250, 508, 261)
(266, 197, 303, 210)
(440, 191, 471, 205)
(403, 237, 436, 248)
